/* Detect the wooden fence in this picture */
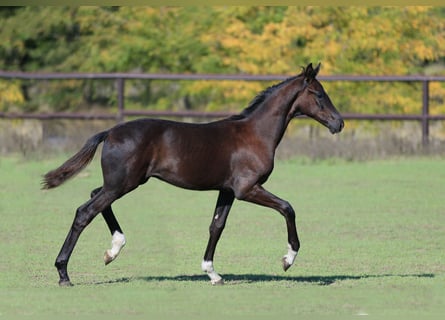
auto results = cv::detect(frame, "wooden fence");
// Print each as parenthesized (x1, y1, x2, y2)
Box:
(1, 71, 445, 145)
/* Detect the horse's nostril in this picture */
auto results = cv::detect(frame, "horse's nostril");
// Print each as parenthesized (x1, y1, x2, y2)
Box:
(339, 120, 345, 131)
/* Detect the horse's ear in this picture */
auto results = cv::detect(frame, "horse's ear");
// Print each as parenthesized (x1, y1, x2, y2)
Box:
(313, 62, 321, 77)
(304, 62, 315, 85)
(304, 63, 314, 78)
(304, 62, 321, 84)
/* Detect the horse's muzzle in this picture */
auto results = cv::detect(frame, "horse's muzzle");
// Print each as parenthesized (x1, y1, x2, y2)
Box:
(329, 118, 344, 134)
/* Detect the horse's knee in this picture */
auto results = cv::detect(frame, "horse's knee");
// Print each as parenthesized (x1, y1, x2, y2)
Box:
(280, 201, 295, 220)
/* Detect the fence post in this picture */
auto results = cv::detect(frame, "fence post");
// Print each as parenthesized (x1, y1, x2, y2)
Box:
(422, 80, 429, 146)
(116, 78, 125, 123)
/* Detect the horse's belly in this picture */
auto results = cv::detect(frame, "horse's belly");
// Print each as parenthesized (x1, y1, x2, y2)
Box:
(152, 157, 228, 191)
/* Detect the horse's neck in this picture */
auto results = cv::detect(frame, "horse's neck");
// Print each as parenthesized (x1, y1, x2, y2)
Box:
(247, 89, 296, 149)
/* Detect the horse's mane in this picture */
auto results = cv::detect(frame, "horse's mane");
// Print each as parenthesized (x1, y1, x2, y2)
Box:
(229, 72, 303, 121)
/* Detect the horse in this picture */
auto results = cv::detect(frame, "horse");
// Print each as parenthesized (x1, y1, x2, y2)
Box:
(42, 63, 344, 286)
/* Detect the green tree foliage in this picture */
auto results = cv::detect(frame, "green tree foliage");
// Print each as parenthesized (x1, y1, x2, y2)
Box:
(0, 6, 444, 114)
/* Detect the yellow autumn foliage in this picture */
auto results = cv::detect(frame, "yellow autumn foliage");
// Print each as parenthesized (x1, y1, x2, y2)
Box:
(0, 81, 24, 110)
(0, 6, 444, 115)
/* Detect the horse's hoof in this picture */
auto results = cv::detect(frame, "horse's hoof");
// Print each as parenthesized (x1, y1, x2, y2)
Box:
(59, 280, 73, 287)
(282, 257, 292, 272)
(211, 278, 224, 286)
(104, 250, 114, 265)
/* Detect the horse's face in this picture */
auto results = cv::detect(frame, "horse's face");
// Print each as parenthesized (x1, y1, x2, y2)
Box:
(291, 63, 344, 134)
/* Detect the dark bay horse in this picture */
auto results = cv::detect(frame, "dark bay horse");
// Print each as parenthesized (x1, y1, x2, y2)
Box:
(42, 63, 344, 286)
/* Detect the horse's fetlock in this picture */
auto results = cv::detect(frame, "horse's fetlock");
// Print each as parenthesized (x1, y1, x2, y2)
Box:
(291, 241, 300, 253)
(55, 260, 67, 269)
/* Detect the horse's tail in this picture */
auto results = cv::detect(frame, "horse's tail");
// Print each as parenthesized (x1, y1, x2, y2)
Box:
(42, 131, 109, 189)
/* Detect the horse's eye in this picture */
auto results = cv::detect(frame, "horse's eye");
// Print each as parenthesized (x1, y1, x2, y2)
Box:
(309, 89, 323, 99)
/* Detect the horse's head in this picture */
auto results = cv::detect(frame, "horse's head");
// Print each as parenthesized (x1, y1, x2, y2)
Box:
(290, 63, 344, 134)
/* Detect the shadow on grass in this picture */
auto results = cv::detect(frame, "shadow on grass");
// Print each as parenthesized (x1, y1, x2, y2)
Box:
(99, 273, 435, 286)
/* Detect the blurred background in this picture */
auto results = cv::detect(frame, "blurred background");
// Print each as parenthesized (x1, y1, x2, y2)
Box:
(1, 6, 444, 159)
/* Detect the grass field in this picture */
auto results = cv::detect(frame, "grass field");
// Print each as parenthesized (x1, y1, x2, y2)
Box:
(0, 155, 444, 318)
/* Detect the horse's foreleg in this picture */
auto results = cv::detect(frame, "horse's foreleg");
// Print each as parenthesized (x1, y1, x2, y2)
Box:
(242, 184, 300, 272)
(91, 187, 126, 265)
(202, 190, 234, 285)
(55, 190, 117, 286)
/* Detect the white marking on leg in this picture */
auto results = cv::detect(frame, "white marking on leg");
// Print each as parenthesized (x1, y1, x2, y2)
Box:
(283, 243, 298, 266)
(201, 260, 223, 285)
(104, 231, 126, 265)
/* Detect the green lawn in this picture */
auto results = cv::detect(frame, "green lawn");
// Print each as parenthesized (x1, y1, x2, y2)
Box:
(0, 156, 444, 318)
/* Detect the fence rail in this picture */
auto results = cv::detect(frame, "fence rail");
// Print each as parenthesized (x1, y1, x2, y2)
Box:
(1, 71, 445, 145)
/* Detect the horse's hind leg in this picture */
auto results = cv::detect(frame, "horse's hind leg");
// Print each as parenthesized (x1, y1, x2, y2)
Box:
(202, 190, 235, 285)
(90, 187, 126, 265)
(55, 189, 118, 286)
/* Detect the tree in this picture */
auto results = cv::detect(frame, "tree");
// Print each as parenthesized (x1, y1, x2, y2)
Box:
(0, 7, 443, 114)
